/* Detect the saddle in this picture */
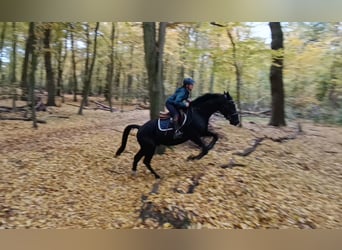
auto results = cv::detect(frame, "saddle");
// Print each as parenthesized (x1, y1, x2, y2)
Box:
(159, 110, 186, 121)
(159, 111, 171, 120)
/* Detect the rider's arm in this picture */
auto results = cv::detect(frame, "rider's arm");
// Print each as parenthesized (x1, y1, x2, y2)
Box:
(173, 88, 188, 109)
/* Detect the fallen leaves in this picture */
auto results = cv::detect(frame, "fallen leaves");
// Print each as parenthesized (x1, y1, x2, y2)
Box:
(0, 104, 341, 229)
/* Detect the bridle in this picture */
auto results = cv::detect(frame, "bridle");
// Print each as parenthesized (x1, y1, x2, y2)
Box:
(223, 100, 238, 121)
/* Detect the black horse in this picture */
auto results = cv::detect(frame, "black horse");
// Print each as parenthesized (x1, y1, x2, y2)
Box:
(115, 91, 239, 179)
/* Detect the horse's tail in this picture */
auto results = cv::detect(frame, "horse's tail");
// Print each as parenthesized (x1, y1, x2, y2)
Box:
(115, 124, 141, 157)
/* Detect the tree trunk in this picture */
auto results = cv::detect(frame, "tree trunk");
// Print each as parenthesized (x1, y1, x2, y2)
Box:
(69, 23, 78, 102)
(82, 23, 90, 106)
(0, 22, 7, 82)
(10, 22, 17, 84)
(10, 23, 18, 110)
(20, 23, 32, 101)
(127, 44, 134, 97)
(78, 22, 99, 115)
(43, 23, 56, 106)
(105, 22, 115, 111)
(28, 22, 38, 128)
(114, 61, 121, 99)
(143, 22, 167, 154)
(56, 28, 68, 98)
(269, 22, 286, 126)
(143, 22, 167, 120)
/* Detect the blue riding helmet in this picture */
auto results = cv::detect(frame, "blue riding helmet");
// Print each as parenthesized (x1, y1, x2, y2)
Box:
(183, 78, 195, 86)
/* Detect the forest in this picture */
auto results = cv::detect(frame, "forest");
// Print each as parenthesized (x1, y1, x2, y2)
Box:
(0, 22, 341, 124)
(0, 22, 341, 229)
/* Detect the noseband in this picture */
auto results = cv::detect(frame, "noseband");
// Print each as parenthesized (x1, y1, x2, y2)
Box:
(223, 100, 238, 120)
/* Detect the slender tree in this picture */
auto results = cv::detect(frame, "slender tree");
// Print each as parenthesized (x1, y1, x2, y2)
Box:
(56, 24, 68, 98)
(104, 22, 115, 111)
(210, 22, 243, 126)
(27, 22, 38, 128)
(43, 23, 56, 106)
(227, 29, 243, 127)
(69, 23, 78, 102)
(81, 23, 90, 106)
(20, 23, 33, 100)
(10, 22, 18, 110)
(10, 22, 17, 84)
(0, 22, 8, 82)
(78, 22, 100, 115)
(269, 22, 286, 126)
(127, 44, 134, 96)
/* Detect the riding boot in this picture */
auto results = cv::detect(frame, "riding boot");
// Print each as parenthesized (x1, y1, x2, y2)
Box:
(173, 117, 183, 139)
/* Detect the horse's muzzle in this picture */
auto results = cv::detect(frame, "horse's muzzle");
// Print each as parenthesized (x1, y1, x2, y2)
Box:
(229, 113, 240, 126)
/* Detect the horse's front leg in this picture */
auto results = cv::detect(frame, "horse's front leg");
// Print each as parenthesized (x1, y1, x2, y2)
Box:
(187, 136, 209, 160)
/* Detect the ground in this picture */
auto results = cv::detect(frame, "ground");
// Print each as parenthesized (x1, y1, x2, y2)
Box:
(0, 97, 341, 229)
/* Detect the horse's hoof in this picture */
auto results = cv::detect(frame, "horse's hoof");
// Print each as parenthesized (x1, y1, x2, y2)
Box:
(131, 171, 137, 177)
(187, 155, 196, 161)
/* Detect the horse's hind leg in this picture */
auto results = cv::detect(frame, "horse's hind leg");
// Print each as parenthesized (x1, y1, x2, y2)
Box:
(132, 148, 144, 174)
(143, 147, 160, 179)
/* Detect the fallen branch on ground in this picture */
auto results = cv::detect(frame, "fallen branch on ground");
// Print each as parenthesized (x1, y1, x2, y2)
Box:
(66, 103, 80, 107)
(93, 101, 117, 111)
(220, 158, 246, 169)
(0, 105, 28, 112)
(0, 117, 47, 123)
(47, 115, 70, 119)
(136, 103, 150, 110)
(233, 138, 264, 156)
(240, 110, 271, 116)
(234, 122, 304, 157)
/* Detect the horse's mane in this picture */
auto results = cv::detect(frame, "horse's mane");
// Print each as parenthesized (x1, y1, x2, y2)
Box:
(191, 93, 223, 107)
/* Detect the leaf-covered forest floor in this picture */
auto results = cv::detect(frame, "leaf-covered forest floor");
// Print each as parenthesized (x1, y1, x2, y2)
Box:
(0, 98, 341, 229)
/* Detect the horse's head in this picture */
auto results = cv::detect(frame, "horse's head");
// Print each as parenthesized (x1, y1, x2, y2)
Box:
(220, 91, 240, 126)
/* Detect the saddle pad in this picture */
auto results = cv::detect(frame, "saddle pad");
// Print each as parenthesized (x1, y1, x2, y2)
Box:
(158, 118, 173, 131)
(157, 114, 187, 132)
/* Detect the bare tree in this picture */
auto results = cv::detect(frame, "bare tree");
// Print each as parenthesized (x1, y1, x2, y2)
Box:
(43, 23, 56, 106)
(10, 22, 17, 84)
(56, 24, 68, 99)
(69, 23, 78, 102)
(104, 22, 115, 111)
(227, 29, 243, 127)
(0, 22, 7, 82)
(78, 22, 100, 115)
(28, 22, 38, 128)
(269, 22, 286, 126)
(20, 22, 32, 100)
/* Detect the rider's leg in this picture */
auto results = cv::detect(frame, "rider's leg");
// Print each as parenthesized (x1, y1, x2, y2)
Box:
(166, 103, 182, 138)
(173, 111, 184, 138)
(166, 103, 179, 128)
(173, 114, 181, 130)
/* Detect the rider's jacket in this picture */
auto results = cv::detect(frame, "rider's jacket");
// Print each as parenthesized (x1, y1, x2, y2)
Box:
(166, 87, 190, 109)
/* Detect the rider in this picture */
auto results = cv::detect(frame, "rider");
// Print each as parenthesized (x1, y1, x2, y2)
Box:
(165, 77, 195, 138)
